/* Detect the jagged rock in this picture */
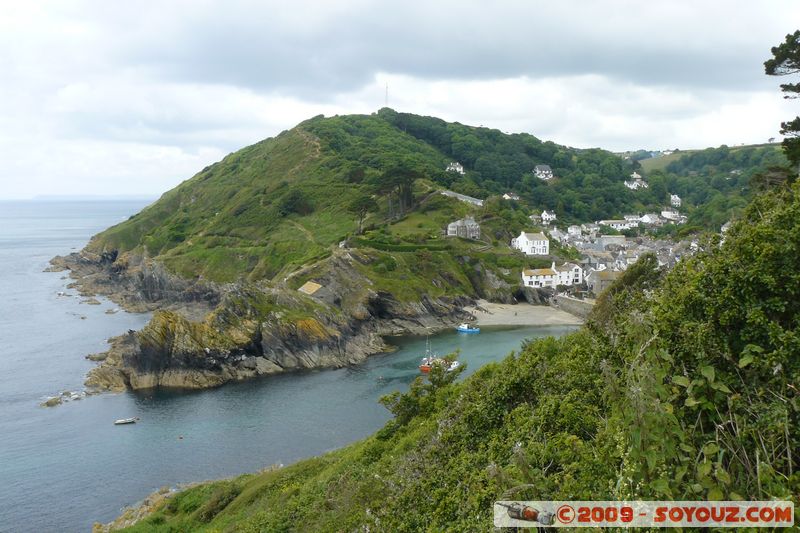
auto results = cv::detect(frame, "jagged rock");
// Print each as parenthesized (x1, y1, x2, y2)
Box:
(41, 397, 62, 407)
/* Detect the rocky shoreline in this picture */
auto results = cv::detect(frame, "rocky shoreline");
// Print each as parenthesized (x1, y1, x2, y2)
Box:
(49, 248, 476, 394)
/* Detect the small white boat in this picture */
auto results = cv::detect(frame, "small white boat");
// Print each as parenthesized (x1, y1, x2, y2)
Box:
(114, 417, 138, 425)
(456, 323, 480, 333)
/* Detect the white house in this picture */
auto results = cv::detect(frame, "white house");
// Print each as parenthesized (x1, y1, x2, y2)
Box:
(567, 225, 582, 237)
(624, 172, 649, 190)
(522, 261, 582, 288)
(623, 214, 641, 225)
(661, 208, 681, 221)
(598, 219, 632, 231)
(502, 192, 520, 201)
(511, 231, 550, 255)
(670, 194, 682, 208)
(541, 210, 557, 224)
(534, 164, 554, 180)
(446, 216, 481, 239)
(554, 262, 583, 286)
(446, 162, 465, 175)
(639, 213, 663, 226)
(521, 266, 557, 288)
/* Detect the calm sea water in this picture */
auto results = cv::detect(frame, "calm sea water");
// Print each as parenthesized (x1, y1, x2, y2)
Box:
(0, 200, 578, 533)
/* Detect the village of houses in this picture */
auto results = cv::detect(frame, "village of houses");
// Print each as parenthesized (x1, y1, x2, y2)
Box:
(441, 162, 705, 298)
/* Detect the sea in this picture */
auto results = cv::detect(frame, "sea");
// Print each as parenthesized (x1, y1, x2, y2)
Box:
(0, 200, 579, 532)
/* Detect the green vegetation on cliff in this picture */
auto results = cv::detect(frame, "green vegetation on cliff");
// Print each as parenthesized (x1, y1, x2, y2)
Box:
(117, 180, 799, 532)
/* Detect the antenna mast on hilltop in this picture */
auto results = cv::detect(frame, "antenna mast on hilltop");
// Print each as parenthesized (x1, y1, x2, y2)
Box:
(385, 82, 389, 108)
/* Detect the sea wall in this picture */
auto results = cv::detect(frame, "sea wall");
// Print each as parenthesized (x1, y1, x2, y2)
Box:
(552, 294, 594, 319)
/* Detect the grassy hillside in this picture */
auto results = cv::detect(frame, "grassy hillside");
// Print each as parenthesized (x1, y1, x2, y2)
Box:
(639, 144, 787, 232)
(88, 111, 591, 284)
(116, 182, 800, 532)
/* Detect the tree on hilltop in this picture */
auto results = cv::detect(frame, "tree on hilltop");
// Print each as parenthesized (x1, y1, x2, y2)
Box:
(765, 30, 800, 173)
(347, 193, 378, 235)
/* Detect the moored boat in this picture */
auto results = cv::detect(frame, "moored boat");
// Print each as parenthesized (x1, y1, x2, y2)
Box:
(418, 335, 461, 373)
(456, 323, 480, 333)
(114, 417, 138, 425)
(420, 356, 461, 373)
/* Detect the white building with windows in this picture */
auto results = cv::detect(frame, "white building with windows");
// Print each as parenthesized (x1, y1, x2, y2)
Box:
(521, 266, 556, 288)
(541, 210, 557, 224)
(511, 231, 550, 255)
(446, 162, 465, 175)
(670, 194, 682, 207)
(624, 171, 649, 190)
(522, 261, 582, 288)
(567, 225, 582, 237)
(554, 262, 583, 286)
(502, 192, 520, 201)
(534, 164, 554, 180)
(661, 208, 681, 221)
(639, 213, 663, 226)
(598, 219, 632, 231)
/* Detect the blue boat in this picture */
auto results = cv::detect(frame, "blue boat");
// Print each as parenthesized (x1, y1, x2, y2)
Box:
(456, 323, 480, 333)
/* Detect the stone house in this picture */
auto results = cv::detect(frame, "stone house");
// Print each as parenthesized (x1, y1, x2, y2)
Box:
(446, 216, 481, 239)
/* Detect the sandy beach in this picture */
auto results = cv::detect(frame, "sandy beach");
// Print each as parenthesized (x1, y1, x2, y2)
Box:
(464, 300, 584, 326)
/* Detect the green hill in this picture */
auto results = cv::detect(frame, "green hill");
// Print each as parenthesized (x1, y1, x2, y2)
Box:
(113, 180, 800, 532)
(88, 109, 631, 283)
(89, 111, 788, 286)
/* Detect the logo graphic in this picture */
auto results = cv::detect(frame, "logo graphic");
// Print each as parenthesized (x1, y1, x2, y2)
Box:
(494, 501, 794, 528)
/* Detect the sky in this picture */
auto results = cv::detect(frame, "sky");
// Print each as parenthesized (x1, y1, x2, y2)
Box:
(1, 1, 799, 199)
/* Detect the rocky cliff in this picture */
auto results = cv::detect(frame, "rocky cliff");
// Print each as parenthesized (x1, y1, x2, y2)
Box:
(55, 247, 477, 391)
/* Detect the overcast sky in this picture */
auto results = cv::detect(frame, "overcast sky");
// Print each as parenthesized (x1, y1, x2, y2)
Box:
(1, 1, 799, 199)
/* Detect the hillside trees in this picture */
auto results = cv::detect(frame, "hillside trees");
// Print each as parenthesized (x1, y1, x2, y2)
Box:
(370, 164, 423, 217)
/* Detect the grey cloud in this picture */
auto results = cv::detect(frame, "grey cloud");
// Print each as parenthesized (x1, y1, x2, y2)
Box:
(103, 1, 794, 98)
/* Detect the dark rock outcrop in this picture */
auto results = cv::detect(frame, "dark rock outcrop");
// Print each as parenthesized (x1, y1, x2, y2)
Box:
(73, 250, 475, 391)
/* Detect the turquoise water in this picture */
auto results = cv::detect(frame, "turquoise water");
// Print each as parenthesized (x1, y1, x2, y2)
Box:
(0, 201, 579, 532)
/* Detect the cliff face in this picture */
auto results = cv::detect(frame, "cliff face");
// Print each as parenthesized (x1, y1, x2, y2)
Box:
(50, 249, 220, 317)
(62, 248, 476, 391)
